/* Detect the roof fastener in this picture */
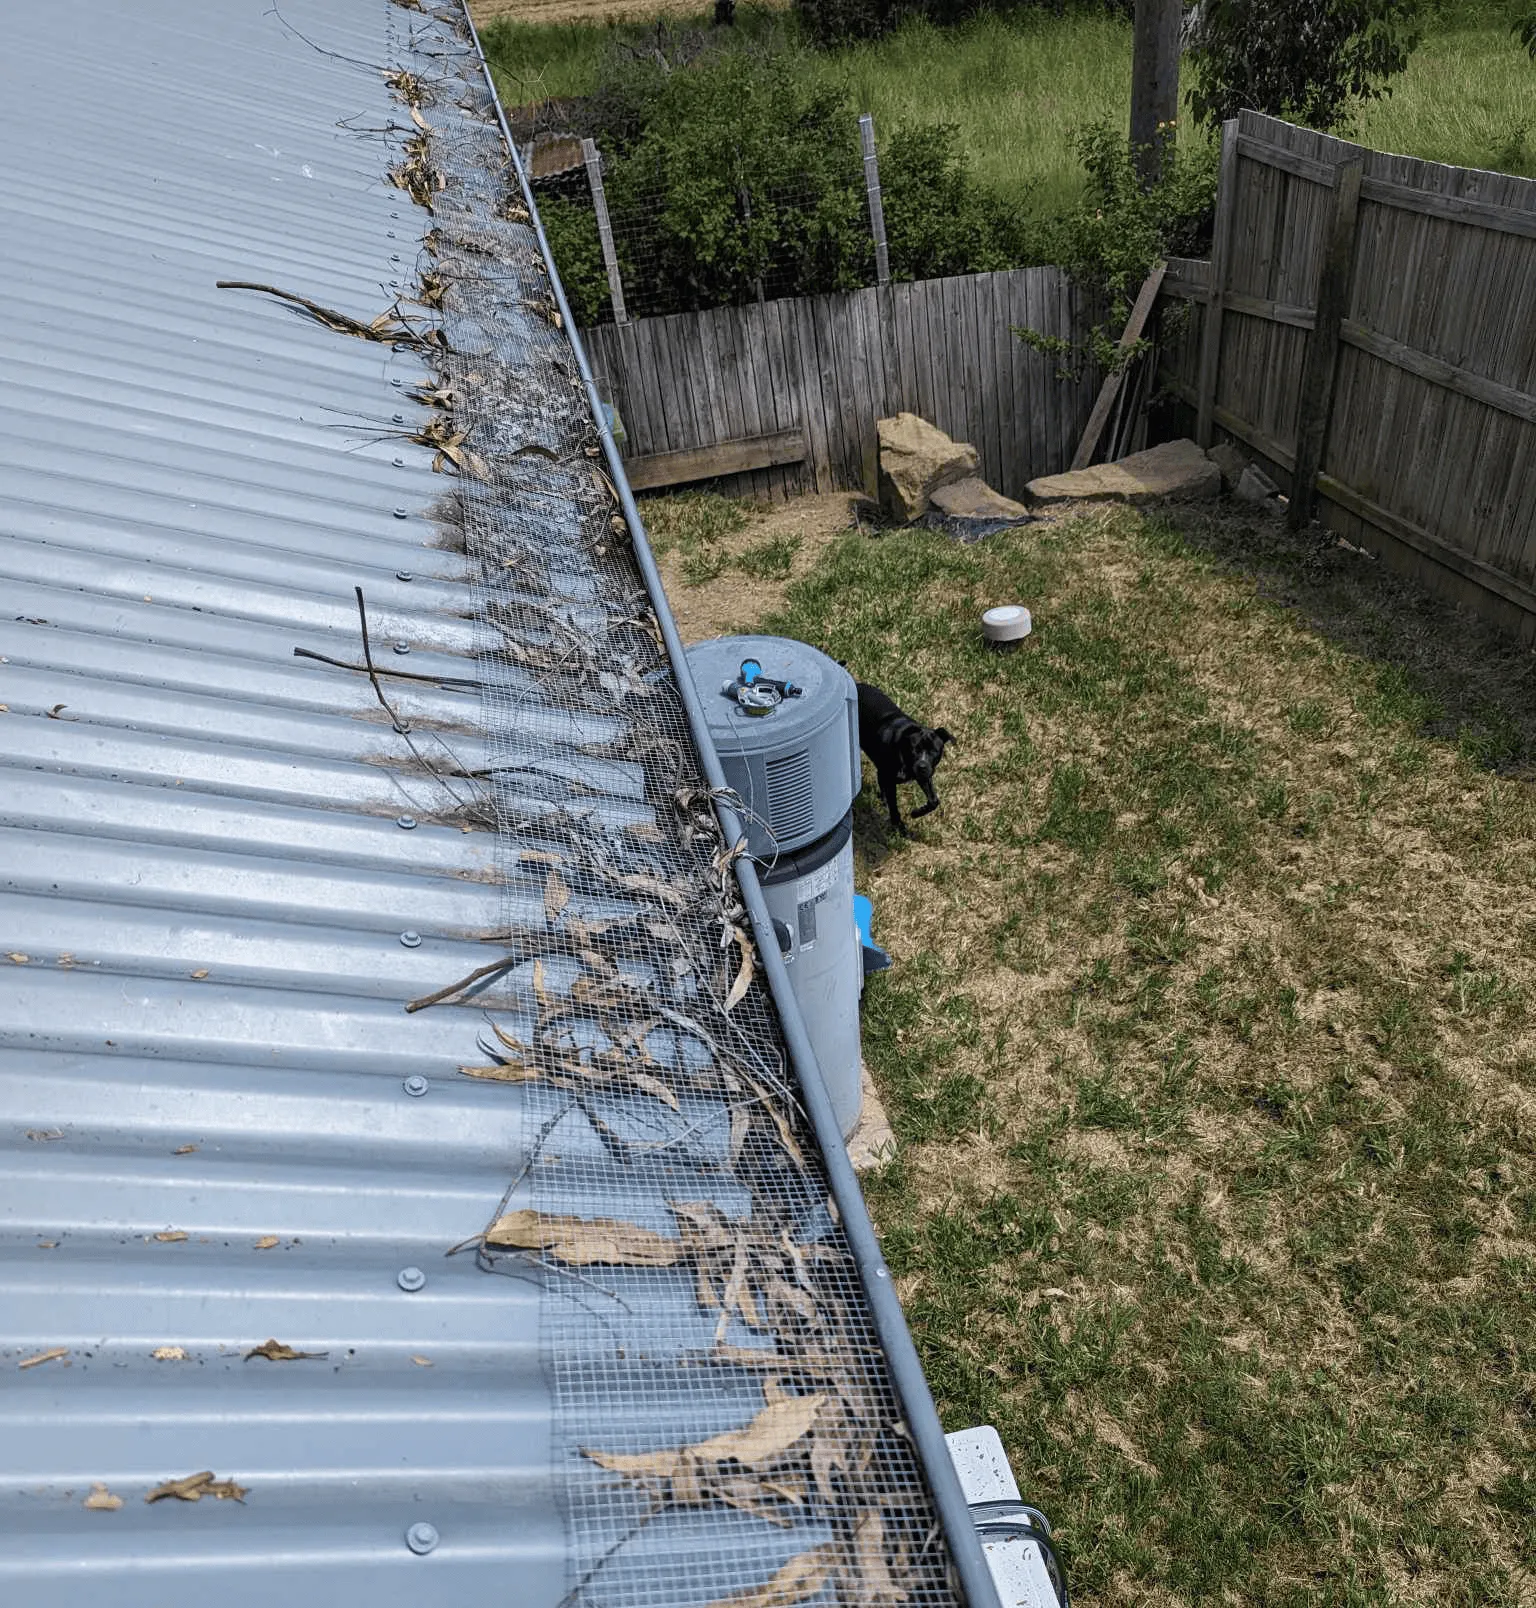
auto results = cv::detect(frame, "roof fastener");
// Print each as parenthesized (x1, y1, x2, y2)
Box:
(400, 931, 422, 948)
(393, 641, 411, 655)
(391, 377, 403, 388)
(403, 1075, 428, 1098)
(405, 1521, 439, 1555)
(396, 569, 415, 582)
(397, 1266, 427, 1293)
(393, 456, 405, 467)
(393, 506, 408, 519)
(393, 412, 405, 424)
(396, 814, 417, 829)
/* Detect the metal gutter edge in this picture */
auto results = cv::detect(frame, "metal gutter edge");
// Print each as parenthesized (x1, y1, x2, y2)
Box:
(457, 13, 1000, 1606)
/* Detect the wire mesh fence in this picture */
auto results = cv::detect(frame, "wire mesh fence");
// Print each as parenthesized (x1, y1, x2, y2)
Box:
(533, 131, 888, 325)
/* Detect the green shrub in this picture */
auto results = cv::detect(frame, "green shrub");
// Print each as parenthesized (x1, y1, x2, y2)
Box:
(546, 41, 1027, 320)
(1018, 122, 1217, 375)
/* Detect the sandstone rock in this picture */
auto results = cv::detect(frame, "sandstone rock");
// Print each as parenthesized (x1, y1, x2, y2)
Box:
(1024, 439, 1221, 507)
(877, 413, 978, 522)
(928, 475, 1030, 524)
(1207, 442, 1249, 491)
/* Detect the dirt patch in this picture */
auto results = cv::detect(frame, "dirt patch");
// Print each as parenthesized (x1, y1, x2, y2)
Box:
(648, 490, 864, 643)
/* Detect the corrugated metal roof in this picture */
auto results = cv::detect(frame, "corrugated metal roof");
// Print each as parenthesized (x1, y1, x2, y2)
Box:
(0, 4, 991, 1605)
(1, 2, 564, 1600)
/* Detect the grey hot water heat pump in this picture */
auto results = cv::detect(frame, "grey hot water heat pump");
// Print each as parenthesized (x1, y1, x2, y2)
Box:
(684, 636, 865, 1136)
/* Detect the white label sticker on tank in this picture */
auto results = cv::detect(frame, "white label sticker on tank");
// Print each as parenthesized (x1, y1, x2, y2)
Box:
(796, 861, 839, 903)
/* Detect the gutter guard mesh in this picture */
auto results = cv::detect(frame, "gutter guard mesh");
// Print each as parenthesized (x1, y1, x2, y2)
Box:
(387, 11, 962, 1605)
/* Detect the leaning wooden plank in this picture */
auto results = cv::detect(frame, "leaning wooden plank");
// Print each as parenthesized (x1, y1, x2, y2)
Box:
(1197, 120, 1242, 447)
(624, 431, 807, 492)
(1289, 157, 1364, 528)
(1070, 260, 1167, 469)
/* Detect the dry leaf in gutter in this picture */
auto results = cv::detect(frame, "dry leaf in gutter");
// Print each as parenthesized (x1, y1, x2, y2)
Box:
(849, 1510, 904, 1606)
(253, 1235, 279, 1250)
(724, 926, 756, 1012)
(151, 1347, 188, 1362)
(83, 1483, 124, 1511)
(411, 1355, 433, 1367)
(458, 1062, 539, 1083)
(585, 1393, 825, 1484)
(7, 953, 29, 964)
(46, 704, 67, 718)
(18, 1347, 68, 1370)
(543, 868, 571, 921)
(154, 1231, 188, 1243)
(173, 1145, 197, 1155)
(189, 969, 209, 980)
(145, 1471, 247, 1503)
(484, 1210, 681, 1267)
(245, 1339, 326, 1362)
(26, 1129, 63, 1141)
(703, 1546, 838, 1608)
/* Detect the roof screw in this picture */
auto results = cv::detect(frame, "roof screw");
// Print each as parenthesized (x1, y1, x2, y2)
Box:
(393, 456, 405, 467)
(397, 1266, 427, 1293)
(387, 231, 396, 239)
(391, 253, 402, 263)
(393, 641, 411, 655)
(396, 569, 415, 582)
(405, 1521, 439, 1555)
(393, 507, 408, 520)
(396, 814, 417, 829)
(393, 412, 405, 424)
(403, 1075, 429, 1098)
(391, 377, 403, 388)
(400, 930, 422, 948)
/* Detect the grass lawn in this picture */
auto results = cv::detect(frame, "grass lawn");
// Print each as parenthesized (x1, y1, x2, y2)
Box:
(649, 488, 1536, 1605)
(482, 1, 1536, 225)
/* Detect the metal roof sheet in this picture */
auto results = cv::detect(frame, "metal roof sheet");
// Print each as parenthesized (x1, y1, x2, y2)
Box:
(0, 4, 992, 1605)
(1, 3, 564, 1600)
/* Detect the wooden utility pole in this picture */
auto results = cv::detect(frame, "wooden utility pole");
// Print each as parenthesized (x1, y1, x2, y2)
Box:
(1129, 0, 1184, 185)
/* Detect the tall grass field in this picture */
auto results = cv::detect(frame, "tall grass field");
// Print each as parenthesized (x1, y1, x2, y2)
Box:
(482, 1, 1536, 223)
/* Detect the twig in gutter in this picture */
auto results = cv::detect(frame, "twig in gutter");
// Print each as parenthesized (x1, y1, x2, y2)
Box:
(404, 954, 518, 1014)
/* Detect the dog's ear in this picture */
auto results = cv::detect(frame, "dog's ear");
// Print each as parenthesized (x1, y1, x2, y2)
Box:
(935, 727, 956, 748)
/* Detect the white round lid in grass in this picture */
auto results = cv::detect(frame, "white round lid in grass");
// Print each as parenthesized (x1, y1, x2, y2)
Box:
(981, 604, 1032, 643)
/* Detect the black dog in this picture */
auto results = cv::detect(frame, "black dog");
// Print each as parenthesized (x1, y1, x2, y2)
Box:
(856, 681, 955, 836)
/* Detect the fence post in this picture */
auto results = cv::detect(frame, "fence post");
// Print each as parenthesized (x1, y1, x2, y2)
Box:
(1195, 117, 1239, 448)
(582, 138, 628, 326)
(1288, 156, 1363, 530)
(859, 114, 891, 286)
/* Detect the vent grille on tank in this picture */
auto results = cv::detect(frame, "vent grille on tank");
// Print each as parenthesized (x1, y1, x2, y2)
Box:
(765, 749, 816, 845)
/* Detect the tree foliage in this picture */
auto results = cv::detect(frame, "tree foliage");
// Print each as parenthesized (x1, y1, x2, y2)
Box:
(1185, 0, 1423, 132)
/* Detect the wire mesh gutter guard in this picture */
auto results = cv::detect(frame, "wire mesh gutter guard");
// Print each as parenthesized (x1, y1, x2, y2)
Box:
(385, 5, 1001, 1604)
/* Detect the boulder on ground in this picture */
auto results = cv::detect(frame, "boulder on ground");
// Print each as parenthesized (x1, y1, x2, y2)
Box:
(1024, 439, 1221, 507)
(1207, 442, 1249, 491)
(877, 413, 978, 522)
(929, 476, 1030, 524)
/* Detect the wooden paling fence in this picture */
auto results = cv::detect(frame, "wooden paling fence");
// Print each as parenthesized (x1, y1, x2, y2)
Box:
(582, 267, 1100, 505)
(1159, 110, 1536, 642)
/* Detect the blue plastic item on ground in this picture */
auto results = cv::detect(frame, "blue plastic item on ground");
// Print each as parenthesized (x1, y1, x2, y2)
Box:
(854, 893, 893, 976)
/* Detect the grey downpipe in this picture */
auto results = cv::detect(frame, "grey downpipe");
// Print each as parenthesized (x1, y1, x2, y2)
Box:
(456, 16, 1001, 1608)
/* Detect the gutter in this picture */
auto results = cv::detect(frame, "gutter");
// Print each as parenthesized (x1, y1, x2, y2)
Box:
(456, 12, 1002, 1607)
